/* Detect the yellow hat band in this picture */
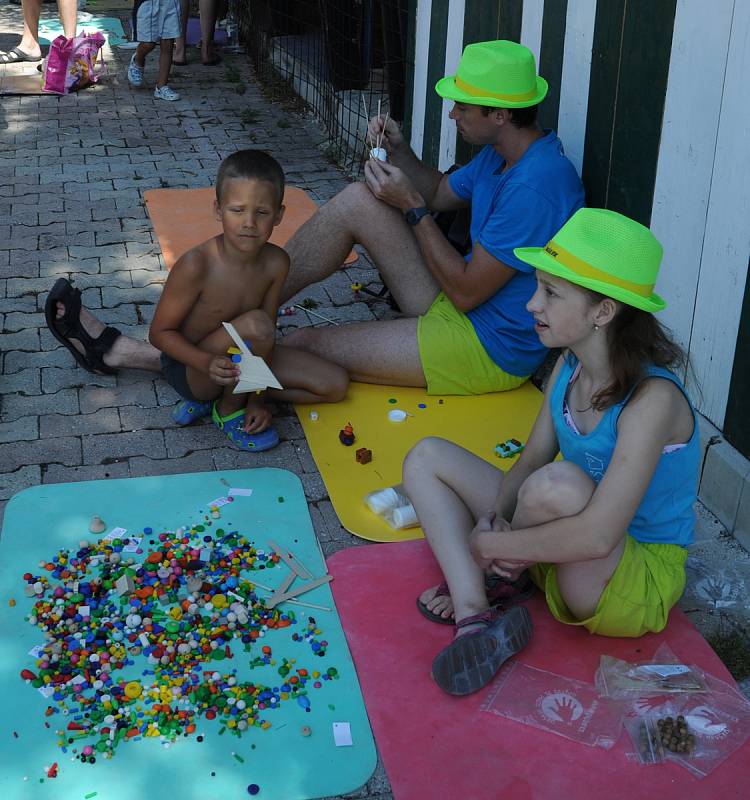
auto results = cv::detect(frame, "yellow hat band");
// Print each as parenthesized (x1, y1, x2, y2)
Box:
(454, 75, 538, 103)
(543, 241, 654, 298)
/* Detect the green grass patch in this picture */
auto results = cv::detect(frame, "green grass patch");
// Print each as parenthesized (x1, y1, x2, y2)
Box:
(706, 627, 750, 681)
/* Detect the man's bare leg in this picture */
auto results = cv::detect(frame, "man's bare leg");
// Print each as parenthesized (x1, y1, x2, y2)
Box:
(53, 302, 162, 372)
(282, 182, 440, 317)
(58, 0, 77, 38)
(18, 0, 43, 57)
(282, 317, 425, 386)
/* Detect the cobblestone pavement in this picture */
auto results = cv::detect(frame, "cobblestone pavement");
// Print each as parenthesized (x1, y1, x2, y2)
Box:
(1, 3, 749, 796)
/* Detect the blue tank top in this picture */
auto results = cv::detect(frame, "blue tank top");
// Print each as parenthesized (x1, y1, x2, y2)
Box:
(549, 354, 699, 546)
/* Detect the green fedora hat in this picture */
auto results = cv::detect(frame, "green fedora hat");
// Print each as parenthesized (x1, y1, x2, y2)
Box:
(514, 208, 667, 312)
(435, 40, 548, 108)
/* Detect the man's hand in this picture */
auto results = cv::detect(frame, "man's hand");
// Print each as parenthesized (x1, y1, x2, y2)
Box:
(367, 114, 404, 155)
(208, 355, 240, 386)
(243, 395, 272, 434)
(364, 159, 424, 212)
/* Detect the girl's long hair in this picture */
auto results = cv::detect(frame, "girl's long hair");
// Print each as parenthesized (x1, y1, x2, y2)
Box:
(582, 290, 687, 411)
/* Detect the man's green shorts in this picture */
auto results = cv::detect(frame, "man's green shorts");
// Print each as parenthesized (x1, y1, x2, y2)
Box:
(417, 292, 528, 395)
(529, 535, 688, 638)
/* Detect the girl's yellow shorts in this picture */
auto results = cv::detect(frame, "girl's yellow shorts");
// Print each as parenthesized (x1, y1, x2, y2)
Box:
(529, 535, 688, 638)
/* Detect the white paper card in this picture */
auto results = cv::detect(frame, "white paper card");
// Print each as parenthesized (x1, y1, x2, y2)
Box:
(28, 645, 45, 658)
(333, 722, 353, 746)
(38, 685, 55, 698)
(122, 536, 142, 553)
(228, 488, 253, 497)
(109, 527, 128, 538)
(222, 321, 283, 393)
(639, 664, 691, 677)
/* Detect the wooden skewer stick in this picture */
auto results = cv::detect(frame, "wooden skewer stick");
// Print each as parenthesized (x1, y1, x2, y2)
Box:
(246, 581, 332, 612)
(377, 111, 390, 151)
(268, 539, 313, 579)
(265, 574, 332, 609)
(293, 305, 340, 326)
(361, 92, 374, 150)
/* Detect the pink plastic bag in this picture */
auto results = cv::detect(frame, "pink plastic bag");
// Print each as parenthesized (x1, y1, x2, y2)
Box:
(42, 32, 106, 94)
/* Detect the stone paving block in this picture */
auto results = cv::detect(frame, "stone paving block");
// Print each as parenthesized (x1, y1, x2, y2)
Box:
(42, 367, 116, 393)
(2, 388, 79, 422)
(294, 438, 319, 473)
(42, 461, 132, 485)
(164, 425, 228, 458)
(129, 451, 218, 477)
(5, 348, 72, 373)
(83, 429, 167, 464)
(0, 416, 38, 443)
(0, 368, 41, 395)
(118, 405, 178, 431)
(3, 311, 45, 331)
(102, 285, 163, 307)
(0, 465, 42, 502)
(0, 437, 81, 471)
(79, 382, 158, 413)
(211, 441, 302, 471)
(41, 408, 122, 438)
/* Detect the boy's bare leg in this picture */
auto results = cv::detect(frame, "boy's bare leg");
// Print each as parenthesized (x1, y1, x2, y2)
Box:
(282, 182, 440, 317)
(282, 317, 426, 387)
(173, 0, 189, 62)
(156, 38, 174, 87)
(267, 344, 349, 405)
(134, 40, 156, 67)
(403, 438, 504, 627)
(52, 302, 162, 371)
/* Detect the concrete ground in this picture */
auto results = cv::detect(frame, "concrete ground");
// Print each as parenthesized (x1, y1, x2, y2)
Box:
(0, 4, 749, 796)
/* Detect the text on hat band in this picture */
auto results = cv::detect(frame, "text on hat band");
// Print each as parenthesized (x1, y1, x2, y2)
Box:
(543, 241, 653, 298)
(454, 75, 537, 103)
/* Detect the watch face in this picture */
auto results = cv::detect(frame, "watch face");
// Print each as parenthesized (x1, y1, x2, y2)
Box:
(406, 207, 428, 225)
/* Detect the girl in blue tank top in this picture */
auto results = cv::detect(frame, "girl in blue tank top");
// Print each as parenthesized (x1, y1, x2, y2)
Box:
(404, 208, 699, 696)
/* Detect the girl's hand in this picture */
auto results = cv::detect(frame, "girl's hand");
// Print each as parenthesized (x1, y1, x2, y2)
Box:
(488, 558, 533, 581)
(208, 355, 240, 385)
(469, 512, 512, 568)
(243, 396, 272, 434)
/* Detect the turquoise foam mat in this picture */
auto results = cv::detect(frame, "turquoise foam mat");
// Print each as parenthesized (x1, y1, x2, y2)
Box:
(0, 469, 376, 799)
(38, 16, 126, 45)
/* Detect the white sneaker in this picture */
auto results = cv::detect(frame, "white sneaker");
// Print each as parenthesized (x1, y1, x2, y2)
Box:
(127, 54, 143, 87)
(154, 84, 180, 101)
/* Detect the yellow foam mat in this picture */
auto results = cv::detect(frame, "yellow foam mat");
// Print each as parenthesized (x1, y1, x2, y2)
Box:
(296, 381, 544, 542)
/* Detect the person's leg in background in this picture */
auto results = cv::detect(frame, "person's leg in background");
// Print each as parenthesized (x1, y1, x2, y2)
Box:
(173, 0, 189, 64)
(199, 0, 218, 64)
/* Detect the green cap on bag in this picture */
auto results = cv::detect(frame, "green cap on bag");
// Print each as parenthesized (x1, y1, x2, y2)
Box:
(514, 208, 667, 312)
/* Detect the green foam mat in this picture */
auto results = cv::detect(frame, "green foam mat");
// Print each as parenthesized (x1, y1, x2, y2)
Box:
(0, 469, 376, 799)
(38, 15, 126, 45)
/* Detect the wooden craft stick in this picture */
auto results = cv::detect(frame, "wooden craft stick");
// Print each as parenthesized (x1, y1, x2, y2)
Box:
(268, 539, 313, 579)
(265, 575, 332, 609)
(267, 571, 295, 605)
(293, 305, 339, 326)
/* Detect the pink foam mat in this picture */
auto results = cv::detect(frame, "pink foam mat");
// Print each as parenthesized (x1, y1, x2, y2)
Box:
(328, 539, 750, 800)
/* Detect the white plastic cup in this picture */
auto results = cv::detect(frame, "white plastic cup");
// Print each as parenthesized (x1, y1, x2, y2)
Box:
(390, 504, 419, 529)
(387, 409, 407, 422)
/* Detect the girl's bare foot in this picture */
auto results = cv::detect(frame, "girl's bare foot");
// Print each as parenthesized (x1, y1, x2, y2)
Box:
(418, 584, 455, 621)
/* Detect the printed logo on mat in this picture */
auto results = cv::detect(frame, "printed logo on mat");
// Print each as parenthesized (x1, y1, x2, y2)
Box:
(537, 691, 584, 724)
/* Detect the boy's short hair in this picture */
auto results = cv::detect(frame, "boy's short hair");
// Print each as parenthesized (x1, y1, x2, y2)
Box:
(215, 150, 285, 206)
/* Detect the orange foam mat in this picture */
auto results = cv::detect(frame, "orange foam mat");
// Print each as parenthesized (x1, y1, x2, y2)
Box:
(296, 381, 544, 542)
(144, 186, 358, 270)
(328, 539, 750, 800)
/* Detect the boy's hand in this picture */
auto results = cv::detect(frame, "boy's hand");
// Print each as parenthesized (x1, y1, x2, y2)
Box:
(208, 355, 240, 385)
(243, 395, 272, 434)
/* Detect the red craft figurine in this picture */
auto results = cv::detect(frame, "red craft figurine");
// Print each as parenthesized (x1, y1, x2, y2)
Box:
(339, 422, 355, 446)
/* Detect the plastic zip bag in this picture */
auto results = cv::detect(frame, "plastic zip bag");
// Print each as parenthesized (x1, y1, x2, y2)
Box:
(595, 643, 706, 699)
(481, 661, 624, 749)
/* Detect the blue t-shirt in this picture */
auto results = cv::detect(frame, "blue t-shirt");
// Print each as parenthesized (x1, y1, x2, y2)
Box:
(448, 132, 584, 376)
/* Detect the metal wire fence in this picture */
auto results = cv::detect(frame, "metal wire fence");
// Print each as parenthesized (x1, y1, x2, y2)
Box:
(236, 0, 410, 175)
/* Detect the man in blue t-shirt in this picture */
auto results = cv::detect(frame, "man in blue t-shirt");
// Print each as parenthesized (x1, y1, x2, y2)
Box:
(284, 39, 585, 394)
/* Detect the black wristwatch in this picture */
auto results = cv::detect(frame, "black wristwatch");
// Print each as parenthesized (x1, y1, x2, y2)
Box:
(404, 206, 430, 226)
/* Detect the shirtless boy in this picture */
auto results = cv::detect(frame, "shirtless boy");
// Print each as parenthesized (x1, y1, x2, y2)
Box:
(45, 150, 349, 451)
